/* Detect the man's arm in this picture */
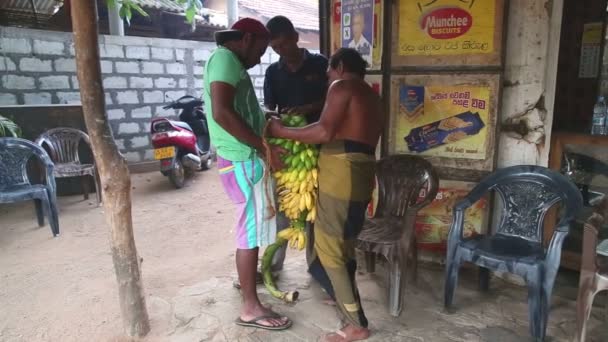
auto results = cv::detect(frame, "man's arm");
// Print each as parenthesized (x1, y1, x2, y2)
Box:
(210, 82, 264, 152)
(285, 100, 324, 116)
(271, 81, 349, 144)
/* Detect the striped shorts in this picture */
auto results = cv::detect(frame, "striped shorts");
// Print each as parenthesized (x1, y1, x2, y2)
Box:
(217, 156, 277, 250)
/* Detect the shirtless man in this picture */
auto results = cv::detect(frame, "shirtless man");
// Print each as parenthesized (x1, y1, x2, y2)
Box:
(268, 48, 384, 342)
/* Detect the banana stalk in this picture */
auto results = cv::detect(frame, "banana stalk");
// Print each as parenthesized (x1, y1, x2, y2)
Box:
(261, 114, 319, 302)
(261, 239, 299, 302)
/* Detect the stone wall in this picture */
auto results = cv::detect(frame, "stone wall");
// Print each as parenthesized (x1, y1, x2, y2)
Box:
(0, 26, 280, 163)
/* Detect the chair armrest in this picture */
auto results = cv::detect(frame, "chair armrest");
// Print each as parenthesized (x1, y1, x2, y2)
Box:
(554, 223, 571, 233)
(32, 148, 56, 193)
(454, 179, 493, 211)
(581, 221, 600, 272)
(454, 198, 474, 211)
(81, 132, 92, 147)
(542, 228, 568, 301)
(546, 221, 571, 255)
(447, 208, 466, 243)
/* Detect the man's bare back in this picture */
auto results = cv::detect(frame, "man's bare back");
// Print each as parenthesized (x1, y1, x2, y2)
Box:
(266, 47, 380, 342)
(326, 79, 384, 148)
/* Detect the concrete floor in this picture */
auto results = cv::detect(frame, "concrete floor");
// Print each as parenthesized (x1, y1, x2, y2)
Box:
(0, 172, 606, 342)
(160, 258, 608, 342)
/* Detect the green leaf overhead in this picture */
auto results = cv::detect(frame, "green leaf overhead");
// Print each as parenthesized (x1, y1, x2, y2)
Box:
(0, 115, 22, 138)
(106, 0, 203, 24)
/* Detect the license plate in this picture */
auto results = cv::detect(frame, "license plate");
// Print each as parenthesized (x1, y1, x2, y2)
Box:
(154, 147, 175, 160)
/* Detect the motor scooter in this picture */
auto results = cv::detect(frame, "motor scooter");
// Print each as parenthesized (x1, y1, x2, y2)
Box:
(150, 95, 215, 188)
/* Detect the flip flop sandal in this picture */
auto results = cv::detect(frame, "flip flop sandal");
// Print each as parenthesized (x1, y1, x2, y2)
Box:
(235, 314, 292, 331)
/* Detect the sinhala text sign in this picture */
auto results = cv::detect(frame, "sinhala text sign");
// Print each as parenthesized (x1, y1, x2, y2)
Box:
(396, 84, 491, 160)
(389, 73, 500, 173)
(392, 0, 505, 68)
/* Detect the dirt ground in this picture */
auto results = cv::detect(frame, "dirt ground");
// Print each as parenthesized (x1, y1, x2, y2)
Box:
(1, 171, 607, 342)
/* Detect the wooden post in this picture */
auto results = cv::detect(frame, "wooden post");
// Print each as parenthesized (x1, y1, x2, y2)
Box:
(70, 0, 150, 337)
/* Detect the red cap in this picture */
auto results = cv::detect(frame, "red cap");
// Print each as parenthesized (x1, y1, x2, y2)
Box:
(230, 18, 270, 38)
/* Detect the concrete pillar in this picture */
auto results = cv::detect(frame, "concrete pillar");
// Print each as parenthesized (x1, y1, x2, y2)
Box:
(497, 0, 564, 168)
(108, 2, 124, 36)
(227, 0, 238, 27)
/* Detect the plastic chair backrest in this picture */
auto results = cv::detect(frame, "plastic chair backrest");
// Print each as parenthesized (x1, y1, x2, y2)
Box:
(375, 154, 439, 218)
(461, 165, 583, 243)
(36, 128, 90, 165)
(0, 137, 54, 190)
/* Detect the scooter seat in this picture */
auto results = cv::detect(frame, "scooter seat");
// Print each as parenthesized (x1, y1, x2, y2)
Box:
(171, 121, 193, 131)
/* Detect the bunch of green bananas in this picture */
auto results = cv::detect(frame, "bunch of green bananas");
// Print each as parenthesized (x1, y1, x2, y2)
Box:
(267, 114, 319, 250)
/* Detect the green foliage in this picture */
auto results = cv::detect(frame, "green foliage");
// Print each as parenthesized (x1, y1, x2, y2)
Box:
(0, 115, 21, 138)
(106, 0, 203, 25)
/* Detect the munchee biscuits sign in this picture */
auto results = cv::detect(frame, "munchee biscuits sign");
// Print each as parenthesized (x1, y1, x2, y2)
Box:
(399, 0, 496, 57)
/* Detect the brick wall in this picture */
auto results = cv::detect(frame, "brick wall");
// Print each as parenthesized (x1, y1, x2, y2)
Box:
(0, 26, 280, 163)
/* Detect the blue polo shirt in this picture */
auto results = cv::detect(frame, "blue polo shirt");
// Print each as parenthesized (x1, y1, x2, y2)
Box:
(263, 49, 329, 123)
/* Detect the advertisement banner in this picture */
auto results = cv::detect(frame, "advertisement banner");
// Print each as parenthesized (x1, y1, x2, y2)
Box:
(372, 0, 382, 68)
(395, 83, 490, 160)
(398, 0, 496, 57)
(365, 74, 382, 218)
(578, 22, 603, 78)
(342, 0, 374, 66)
(365, 74, 382, 95)
(415, 180, 488, 252)
(331, 0, 342, 55)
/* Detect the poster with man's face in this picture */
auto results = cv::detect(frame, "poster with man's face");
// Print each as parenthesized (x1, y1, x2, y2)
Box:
(341, 0, 374, 66)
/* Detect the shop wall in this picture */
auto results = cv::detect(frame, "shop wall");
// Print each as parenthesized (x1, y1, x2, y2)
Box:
(0, 26, 280, 163)
(552, 0, 607, 133)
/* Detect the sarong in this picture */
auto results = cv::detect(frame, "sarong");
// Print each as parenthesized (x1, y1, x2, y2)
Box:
(217, 155, 277, 250)
(308, 139, 376, 328)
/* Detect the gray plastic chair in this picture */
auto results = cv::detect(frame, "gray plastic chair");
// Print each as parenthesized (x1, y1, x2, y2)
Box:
(36, 128, 101, 205)
(575, 197, 608, 342)
(0, 137, 59, 236)
(357, 155, 438, 316)
(444, 165, 583, 341)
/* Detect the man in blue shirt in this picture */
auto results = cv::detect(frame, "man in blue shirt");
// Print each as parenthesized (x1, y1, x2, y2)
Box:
(264, 16, 329, 273)
(264, 16, 329, 123)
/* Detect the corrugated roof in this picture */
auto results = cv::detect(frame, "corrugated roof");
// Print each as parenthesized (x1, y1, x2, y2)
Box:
(239, 0, 319, 32)
(0, 0, 61, 14)
(0, 0, 203, 15)
(131, 0, 185, 13)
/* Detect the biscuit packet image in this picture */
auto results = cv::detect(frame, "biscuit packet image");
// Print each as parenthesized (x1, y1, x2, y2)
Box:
(405, 111, 485, 153)
(399, 85, 424, 122)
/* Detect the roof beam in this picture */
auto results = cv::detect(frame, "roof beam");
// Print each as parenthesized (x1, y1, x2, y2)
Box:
(28, 0, 39, 27)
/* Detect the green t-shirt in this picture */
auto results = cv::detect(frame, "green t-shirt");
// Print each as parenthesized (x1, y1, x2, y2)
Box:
(203, 47, 265, 161)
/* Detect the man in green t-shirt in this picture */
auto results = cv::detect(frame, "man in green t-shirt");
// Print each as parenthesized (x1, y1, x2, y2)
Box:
(203, 18, 290, 330)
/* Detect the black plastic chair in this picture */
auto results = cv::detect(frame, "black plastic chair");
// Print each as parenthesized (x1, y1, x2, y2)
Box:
(0, 137, 59, 237)
(444, 165, 582, 341)
(357, 155, 438, 316)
